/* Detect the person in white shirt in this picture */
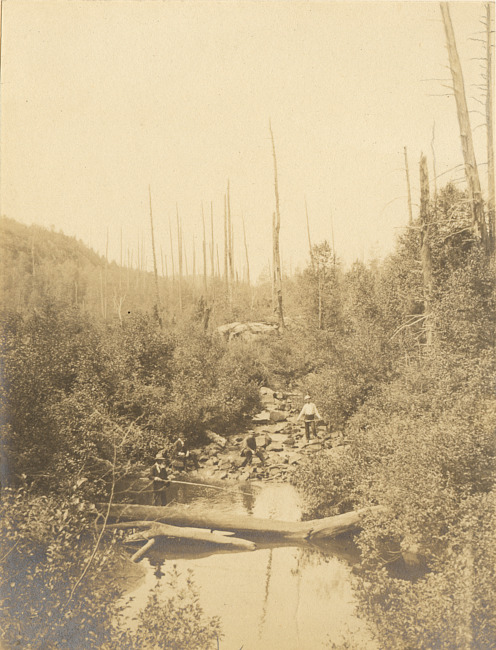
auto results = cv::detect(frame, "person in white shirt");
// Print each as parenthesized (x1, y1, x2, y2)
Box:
(297, 395, 323, 441)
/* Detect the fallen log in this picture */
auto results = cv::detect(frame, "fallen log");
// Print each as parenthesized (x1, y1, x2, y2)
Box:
(104, 503, 381, 542)
(131, 538, 156, 562)
(113, 520, 256, 551)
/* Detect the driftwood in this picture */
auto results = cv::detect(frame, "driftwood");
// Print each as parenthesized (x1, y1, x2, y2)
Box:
(105, 503, 380, 542)
(131, 538, 156, 562)
(114, 520, 256, 551)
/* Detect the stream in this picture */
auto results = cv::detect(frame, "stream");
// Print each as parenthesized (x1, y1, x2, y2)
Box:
(117, 480, 376, 649)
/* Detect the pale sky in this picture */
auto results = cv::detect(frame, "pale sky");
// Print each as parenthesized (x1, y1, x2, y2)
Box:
(0, 1, 491, 281)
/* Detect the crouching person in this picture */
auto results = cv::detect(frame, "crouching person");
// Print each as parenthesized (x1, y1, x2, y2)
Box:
(172, 437, 200, 470)
(240, 431, 265, 468)
(150, 451, 171, 506)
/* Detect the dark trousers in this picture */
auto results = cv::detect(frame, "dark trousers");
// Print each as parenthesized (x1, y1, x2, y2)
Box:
(304, 419, 316, 440)
(153, 484, 168, 506)
(240, 448, 265, 467)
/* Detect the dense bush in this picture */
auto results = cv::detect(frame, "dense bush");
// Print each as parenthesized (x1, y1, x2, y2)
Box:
(0, 488, 121, 649)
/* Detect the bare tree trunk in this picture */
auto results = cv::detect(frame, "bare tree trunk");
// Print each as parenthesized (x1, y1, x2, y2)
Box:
(486, 2, 495, 256)
(269, 122, 285, 329)
(430, 124, 438, 205)
(223, 194, 228, 292)
(318, 264, 323, 330)
(227, 181, 234, 284)
(148, 186, 163, 328)
(242, 214, 250, 286)
(176, 204, 183, 312)
(104, 228, 109, 320)
(119, 227, 123, 293)
(404, 146, 414, 225)
(202, 204, 208, 298)
(223, 192, 231, 307)
(183, 241, 189, 277)
(420, 155, 434, 347)
(305, 196, 314, 271)
(210, 202, 215, 278)
(169, 219, 176, 296)
(440, 2, 486, 246)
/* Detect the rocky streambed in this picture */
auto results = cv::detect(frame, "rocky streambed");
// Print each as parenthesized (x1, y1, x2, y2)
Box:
(166, 387, 348, 484)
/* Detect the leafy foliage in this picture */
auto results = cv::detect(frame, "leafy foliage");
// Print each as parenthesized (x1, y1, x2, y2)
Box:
(0, 488, 121, 649)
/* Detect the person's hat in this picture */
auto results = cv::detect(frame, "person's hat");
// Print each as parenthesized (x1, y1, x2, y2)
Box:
(304, 395, 311, 400)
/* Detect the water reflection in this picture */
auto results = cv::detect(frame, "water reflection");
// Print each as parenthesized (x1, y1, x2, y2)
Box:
(120, 480, 376, 649)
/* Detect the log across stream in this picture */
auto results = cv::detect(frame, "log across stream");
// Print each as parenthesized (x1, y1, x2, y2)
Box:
(105, 501, 381, 546)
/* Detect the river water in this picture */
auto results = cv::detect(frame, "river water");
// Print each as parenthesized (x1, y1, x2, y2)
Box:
(118, 480, 376, 649)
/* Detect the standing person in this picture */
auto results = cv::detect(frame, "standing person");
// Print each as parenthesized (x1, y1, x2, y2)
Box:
(297, 395, 323, 441)
(240, 431, 265, 468)
(150, 451, 170, 506)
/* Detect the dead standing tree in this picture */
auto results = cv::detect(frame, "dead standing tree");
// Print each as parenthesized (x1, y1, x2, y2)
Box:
(176, 204, 183, 313)
(420, 155, 434, 347)
(404, 146, 414, 225)
(440, 2, 487, 248)
(485, 2, 495, 255)
(148, 186, 163, 328)
(269, 122, 285, 330)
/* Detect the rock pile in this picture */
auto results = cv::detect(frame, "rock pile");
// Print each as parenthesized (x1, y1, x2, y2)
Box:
(169, 386, 346, 483)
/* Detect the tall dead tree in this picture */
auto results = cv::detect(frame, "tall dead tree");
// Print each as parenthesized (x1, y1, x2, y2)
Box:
(223, 194, 228, 292)
(119, 227, 123, 293)
(269, 122, 285, 329)
(486, 2, 495, 255)
(430, 124, 438, 204)
(242, 214, 250, 286)
(227, 181, 234, 283)
(104, 228, 109, 320)
(169, 219, 175, 287)
(176, 205, 183, 312)
(202, 204, 208, 298)
(210, 202, 215, 278)
(305, 196, 315, 271)
(420, 155, 434, 347)
(148, 186, 162, 328)
(440, 2, 487, 246)
(404, 147, 414, 225)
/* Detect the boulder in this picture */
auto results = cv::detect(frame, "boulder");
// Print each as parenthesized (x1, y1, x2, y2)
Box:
(216, 322, 279, 343)
(269, 410, 287, 423)
(205, 430, 227, 448)
(256, 434, 272, 448)
(252, 411, 271, 424)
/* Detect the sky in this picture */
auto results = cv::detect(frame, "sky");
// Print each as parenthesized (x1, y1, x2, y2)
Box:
(0, 0, 491, 281)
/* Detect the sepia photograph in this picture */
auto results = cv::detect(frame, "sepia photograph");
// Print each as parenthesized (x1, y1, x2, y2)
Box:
(0, 0, 494, 648)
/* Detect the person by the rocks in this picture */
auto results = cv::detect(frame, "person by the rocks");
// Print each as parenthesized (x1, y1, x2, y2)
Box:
(240, 431, 265, 467)
(150, 451, 170, 506)
(297, 395, 323, 441)
(172, 437, 200, 470)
